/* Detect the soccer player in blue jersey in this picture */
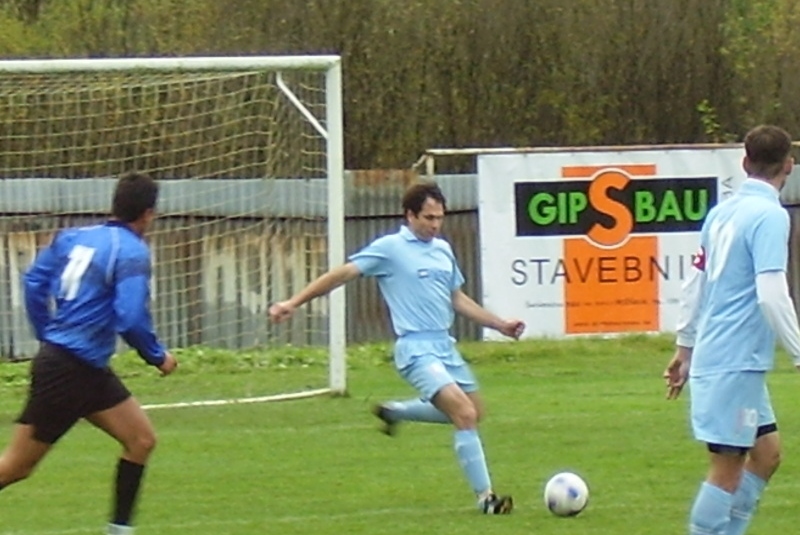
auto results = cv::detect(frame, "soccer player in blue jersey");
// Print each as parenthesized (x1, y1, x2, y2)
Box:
(270, 181, 524, 514)
(663, 125, 800, 535)
(0, 172, 178, 535)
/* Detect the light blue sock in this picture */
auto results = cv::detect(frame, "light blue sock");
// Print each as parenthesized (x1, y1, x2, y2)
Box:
(384, 399, 450, 424)
(690, 482, 733, 535)
(726, 471, 766, 535)
(454, 429, 491, 495)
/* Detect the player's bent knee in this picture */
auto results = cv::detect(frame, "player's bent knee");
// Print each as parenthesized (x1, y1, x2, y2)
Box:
(450, 405, 479, 430)
(474, 403, 487, 423)
(751, 425, 781, 474)
(138, 431, 157, 454)
(124, 430, 157, 460)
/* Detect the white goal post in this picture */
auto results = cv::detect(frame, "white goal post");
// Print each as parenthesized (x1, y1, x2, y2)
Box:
(0, 56, 346, 397)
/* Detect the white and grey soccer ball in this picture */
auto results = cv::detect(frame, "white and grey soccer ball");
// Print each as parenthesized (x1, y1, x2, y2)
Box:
(543, 471, 589, 517)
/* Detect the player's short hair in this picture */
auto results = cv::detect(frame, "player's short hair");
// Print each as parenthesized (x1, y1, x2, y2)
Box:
(744, 125, 792, 179)
(112, 172, 159, 222)
(401, 181, 447, 216)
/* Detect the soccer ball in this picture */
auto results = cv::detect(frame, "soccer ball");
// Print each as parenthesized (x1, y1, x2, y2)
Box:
(543, 472, 589, 517)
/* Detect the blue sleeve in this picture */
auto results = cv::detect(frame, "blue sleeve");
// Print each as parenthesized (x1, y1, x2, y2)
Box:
(23, 237, 61, 340)
(750, 208, 789, 274)
(114, 253, 166, 366)
(349, 237, 392, 278)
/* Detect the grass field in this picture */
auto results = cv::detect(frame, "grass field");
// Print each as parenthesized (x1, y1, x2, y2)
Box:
(1, 334, 799, 534)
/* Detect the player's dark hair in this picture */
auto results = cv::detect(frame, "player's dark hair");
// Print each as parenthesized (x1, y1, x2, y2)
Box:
(744, 125, 792, 179)
(401, 181, 447, 216)
(112, 172, 159, 222)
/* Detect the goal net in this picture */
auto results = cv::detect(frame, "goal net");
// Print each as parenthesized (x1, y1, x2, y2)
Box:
(0, 56, 346, 401)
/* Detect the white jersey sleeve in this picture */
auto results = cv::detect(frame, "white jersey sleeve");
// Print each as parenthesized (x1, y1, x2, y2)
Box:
(675, 257, 706, 348)
(756, 270, 800, 365)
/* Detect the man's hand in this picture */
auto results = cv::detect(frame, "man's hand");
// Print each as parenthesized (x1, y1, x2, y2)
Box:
(663, 348, 691, 400)
(158, 352, 178, 376)
(498, 319, 525, 340)
(269, 301, 295, 323)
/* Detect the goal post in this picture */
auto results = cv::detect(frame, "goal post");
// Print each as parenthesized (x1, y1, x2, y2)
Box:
(0, 56, 347, 397)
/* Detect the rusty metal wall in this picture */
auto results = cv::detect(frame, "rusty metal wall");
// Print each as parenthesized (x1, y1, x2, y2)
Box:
(0, 216, 480, 359)
(0, 216, 332, 358)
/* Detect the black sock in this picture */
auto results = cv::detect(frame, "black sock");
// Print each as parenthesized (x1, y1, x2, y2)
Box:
(112, 459, 146, 526)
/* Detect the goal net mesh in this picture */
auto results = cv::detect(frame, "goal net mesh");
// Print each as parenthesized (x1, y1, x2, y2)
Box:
(0, 65, 337, 399)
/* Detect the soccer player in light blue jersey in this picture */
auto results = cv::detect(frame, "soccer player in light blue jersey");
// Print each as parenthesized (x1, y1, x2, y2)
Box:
(0, 172, 178, 535)
(270, 182, 524, 514)
(663, 125, 800, 535)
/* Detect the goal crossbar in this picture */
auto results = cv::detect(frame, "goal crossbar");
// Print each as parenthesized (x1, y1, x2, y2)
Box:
(0, 55, 342, 73)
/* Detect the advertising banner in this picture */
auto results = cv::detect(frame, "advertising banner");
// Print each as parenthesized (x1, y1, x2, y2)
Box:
(477, 147, 745, 339)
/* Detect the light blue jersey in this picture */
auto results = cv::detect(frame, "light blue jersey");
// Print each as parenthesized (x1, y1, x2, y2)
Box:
(691, 179, 790, 376)
(349, 225, 465, 368)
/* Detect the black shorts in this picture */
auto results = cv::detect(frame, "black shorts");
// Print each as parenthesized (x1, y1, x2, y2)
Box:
(16, 343, 131, 444)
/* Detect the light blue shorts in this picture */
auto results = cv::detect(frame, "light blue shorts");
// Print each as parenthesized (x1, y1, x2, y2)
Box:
(397, 352, 478, 402)
(690, 371, 775, 448)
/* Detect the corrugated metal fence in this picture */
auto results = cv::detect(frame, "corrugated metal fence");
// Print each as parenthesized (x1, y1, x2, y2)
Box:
(0, 172, 480, 359)
(3, 169, 800, 358)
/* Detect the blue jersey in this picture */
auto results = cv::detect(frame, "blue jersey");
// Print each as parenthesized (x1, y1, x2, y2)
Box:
(349, 225, 465, 338)
(691, 179, 789, 376)
(24, 220, 167, 369)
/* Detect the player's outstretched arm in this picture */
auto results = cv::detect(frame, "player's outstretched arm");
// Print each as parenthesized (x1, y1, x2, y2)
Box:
(269, 262, 361, 324)
(451, 290, 524, 339)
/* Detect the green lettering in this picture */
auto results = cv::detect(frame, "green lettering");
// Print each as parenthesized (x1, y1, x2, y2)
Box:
(528, 192, 557, 225)
(635, 191, 657, 222)
(557, 191, 568, 224)
(567, 192, 587, 224)
(656, 190, 683, 222)
(683, 189, 708, 221)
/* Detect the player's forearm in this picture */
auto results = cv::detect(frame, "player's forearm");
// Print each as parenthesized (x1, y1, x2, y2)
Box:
(756, 271, 800, 364)
(288, 263, 360, 308)
(452, 291, 504, 331)
(674, 345, 693, 363)
(120, 327, 167, 366)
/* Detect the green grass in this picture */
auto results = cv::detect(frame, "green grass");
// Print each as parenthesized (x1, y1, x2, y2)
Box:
(1, 334, 799, 534)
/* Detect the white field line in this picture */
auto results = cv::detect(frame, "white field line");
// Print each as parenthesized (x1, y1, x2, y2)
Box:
(140, 388, 331, 410)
